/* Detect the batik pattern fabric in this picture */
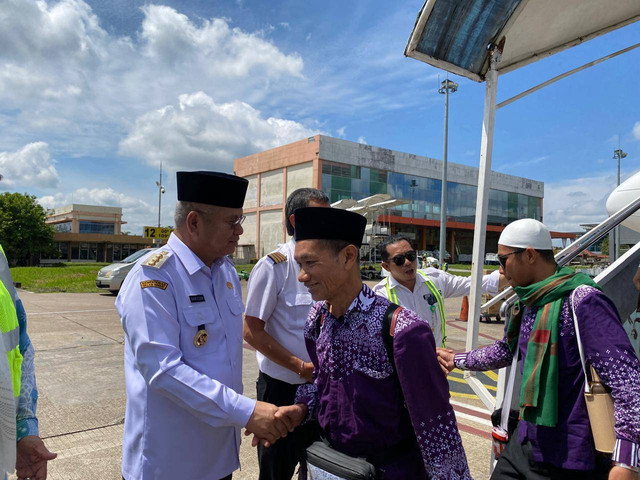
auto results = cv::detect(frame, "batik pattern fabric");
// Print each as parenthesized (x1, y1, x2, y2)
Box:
(15, 298, 38, 441)
(295, 285, 471, 480)
(454, 285, 640, 470)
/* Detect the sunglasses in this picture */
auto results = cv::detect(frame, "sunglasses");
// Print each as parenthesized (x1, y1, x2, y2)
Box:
(391, 250, 417, 266)
(497, 249, 525, 269)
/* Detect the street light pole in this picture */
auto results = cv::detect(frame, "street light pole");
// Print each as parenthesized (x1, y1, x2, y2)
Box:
(612, 148, 627, 260)
(438, 76, 458, 265)
(155, 161, 166, 244)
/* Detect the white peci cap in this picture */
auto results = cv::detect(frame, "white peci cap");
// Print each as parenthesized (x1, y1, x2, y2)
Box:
(498, 219, 552, 250)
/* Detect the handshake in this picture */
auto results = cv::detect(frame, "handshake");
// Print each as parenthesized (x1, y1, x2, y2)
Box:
(244, 401, 308, 447)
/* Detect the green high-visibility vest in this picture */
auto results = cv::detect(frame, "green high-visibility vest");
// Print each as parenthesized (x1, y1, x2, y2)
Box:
(385, 272, 447, 347)
(0, 244, 22, 397)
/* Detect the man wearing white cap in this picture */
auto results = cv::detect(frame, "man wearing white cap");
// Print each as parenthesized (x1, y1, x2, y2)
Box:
(438, 219, 640, 479)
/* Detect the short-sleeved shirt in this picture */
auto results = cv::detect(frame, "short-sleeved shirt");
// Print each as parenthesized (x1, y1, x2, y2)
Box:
(373, 269, 499, 346)
(116, 233, 256, 480)
(245, 239, 313, 384)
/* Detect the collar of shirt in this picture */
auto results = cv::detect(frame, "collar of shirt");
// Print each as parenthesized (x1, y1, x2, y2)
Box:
(318, 283, 376, 323)
(167, 233, 225, 276)
(387, 269, 430, 293)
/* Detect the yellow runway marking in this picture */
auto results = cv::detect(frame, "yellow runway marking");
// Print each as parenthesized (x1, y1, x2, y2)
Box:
(483, 370, 499, 381)
(448, 376, 497, 391)
(450, 392, 479, 399)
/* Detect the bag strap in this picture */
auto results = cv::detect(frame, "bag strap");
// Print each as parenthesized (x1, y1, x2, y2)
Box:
(381, 302, 402, 369)
(570, 289, 591, 394)
(500, 344, 519, 431)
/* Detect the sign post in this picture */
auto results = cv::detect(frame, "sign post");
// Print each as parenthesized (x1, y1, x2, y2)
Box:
(143, 226, 173, 242)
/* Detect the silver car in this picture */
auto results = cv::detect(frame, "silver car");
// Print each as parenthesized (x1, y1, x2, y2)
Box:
(96, 248, 157, 294)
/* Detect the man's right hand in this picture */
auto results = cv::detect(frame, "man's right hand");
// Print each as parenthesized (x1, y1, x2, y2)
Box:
(436, 347, 455, 376)
(245, 401, 289, 445)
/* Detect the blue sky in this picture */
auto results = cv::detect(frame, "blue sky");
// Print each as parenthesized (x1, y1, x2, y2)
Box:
(0, 0, 638, 234)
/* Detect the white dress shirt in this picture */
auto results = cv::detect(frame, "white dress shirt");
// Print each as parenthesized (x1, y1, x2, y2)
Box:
(116, 233, 256, 480)
(373, 268, 500, 346)
(245, 239, 313, 385)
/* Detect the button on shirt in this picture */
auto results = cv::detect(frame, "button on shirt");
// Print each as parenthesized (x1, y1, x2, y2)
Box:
(373, 268, 499, 346)
(245, 239, 313, 384)
(116, 233, 256, 480)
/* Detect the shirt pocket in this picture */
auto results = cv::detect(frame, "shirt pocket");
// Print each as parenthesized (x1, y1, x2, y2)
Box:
(226, 294, 245, 316)
(181, 304, 221, 358)
(284, 292, 313, 323)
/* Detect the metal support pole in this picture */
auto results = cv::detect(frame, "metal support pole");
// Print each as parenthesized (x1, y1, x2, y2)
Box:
(438, 77, 458, 265)
(465, 49, 500, 411)
(616, 156, 621, 260)
(439, 84, 449, 266)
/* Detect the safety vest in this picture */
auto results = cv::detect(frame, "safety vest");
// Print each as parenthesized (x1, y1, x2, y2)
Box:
(385, 273, 447, 347)
(0, 244, 22, 397)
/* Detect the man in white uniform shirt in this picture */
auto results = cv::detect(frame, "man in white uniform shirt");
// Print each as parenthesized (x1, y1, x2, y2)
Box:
(244, 188, 329, 480)
(373, 235, 500, 347)
(117, 171, 289, 480)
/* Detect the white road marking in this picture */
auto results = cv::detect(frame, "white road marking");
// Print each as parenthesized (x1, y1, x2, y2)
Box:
(450, 399, 491, 414)
(454, 411, 493, 428)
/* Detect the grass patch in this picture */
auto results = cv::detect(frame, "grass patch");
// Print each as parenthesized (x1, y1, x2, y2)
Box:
(10, 264, 109, 293)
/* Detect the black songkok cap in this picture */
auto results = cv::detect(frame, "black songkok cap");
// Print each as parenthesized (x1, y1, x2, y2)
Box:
(176, 171, 248, 208)
(294, 207, 366, 247)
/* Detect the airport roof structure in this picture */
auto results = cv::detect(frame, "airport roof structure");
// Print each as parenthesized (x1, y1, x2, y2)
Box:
(405, 0, 640, 82)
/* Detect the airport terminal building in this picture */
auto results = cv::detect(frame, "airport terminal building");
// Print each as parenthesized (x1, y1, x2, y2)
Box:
(45, 204, 153, 263)
(233, 135, 548, 260)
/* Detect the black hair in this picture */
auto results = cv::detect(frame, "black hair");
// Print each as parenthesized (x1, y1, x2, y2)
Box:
(318, 239, 360, 266)
(536, 249, 556, 265)
(379, 235, 414, 263)
(285, 188, 330, 236)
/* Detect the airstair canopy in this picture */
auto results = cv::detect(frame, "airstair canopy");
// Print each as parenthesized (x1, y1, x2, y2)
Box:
(405, 0, 640, 82)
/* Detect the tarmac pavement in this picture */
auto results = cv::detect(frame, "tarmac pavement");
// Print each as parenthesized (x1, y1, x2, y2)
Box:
(17, 280, 505, 479)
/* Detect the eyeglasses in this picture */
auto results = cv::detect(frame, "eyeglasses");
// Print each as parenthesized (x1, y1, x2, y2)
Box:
(193, 210, 245, 227)
(391, 250, 417, 266)
(497, 249, 525, 269)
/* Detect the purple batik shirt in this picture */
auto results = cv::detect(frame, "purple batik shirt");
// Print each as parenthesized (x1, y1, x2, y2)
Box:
(295, 284, 471, 480)
(455, 285, 640, 470)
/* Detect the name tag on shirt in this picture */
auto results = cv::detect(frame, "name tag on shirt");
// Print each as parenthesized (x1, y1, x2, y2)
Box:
(189, 294, 206, 303)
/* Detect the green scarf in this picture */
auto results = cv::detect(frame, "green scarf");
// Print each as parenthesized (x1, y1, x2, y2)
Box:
(505, 266, 599, 427)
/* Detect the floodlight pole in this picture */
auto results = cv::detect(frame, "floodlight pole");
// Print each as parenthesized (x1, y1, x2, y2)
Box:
(466, 48, 501, 411)
(156, 160, 165, 228)
(438, 77, 458, 265)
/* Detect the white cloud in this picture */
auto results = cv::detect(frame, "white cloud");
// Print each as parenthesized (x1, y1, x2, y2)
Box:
(119, 92, 318, 170)
(543, 173, 619, 232)
(357, 136, 367, 145)
(0, 142, 59, 189)
(38, 187, 157, 234)
(336, 127, 346, 138)
(139, 5, 302, 78)
(633, 122, 640, 141)
(0, 1, 305, 156)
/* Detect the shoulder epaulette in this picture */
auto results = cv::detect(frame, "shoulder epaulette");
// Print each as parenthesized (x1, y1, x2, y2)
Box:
(142, 250, 172, 269)
(267, 252, 287, 264)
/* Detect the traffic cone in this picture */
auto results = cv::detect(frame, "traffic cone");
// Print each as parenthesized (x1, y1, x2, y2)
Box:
(458, 296, 469, 322)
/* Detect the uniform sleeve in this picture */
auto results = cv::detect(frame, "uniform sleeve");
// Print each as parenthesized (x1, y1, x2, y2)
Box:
(245, 259, 280, 322)
(393, 310, 472, 479)
(118, 268, 256, 429)
(575, 288, 640, 468)
(371, 279, 389, 299)
(437, 269, 499, 298)
(15, 297, 38, 440)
